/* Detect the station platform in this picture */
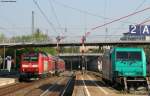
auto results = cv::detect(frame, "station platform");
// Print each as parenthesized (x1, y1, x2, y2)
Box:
(0, 78, 16, 87)
(0, 70, 18, 87)
(72, 71, 115, 96)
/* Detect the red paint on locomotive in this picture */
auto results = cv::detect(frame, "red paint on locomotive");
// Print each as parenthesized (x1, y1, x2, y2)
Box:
(19, 52, 65, 80)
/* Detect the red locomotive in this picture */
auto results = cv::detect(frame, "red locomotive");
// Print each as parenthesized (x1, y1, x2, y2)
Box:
(19, 51, 65, 81)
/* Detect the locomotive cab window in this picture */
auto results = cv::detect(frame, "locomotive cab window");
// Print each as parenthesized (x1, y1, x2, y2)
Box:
(23, 53, 38, 61)
(30, 57, 38, 61)
(116, 51, 141, 61)
(23, 56, 30, 61)
(23, 56, 38, 61)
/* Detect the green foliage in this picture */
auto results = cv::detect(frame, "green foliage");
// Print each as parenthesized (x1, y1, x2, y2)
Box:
(11, 28, 50, 42)
(32, 28, 49, 41)
(34, 47, 57, 55)
(0, 33, 6, 41)
(61, 47, 80, 53)
(15, 47, 56, 56)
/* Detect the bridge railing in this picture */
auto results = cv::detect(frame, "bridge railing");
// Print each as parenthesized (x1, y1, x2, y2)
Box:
(0, 35, 149, 44)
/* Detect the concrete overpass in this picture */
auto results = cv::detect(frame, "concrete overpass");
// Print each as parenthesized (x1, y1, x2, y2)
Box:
(0, 35, 150, 47)
(0, 40, 150, 48)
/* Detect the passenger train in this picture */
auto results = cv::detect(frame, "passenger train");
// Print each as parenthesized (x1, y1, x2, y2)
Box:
(19, 51, 65, 81)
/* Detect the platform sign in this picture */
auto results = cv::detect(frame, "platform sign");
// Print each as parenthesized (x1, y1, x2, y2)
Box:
(129, 25, 150, 35)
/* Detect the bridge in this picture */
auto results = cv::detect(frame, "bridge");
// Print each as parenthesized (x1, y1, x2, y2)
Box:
(0, 36, 150, 47)
(1, 40, 150, 47)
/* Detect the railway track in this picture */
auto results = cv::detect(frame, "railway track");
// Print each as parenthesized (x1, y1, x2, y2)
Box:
(72, 71, 149, 96)
(0, 71, 74, 96)
(39, 73, 75, 96)
(73, 72, 88, 96)
(0, 82, 31, 96)
(0, 76, 61, 96)
(89, 71, 149, 96)
(2, 71, 148, 96)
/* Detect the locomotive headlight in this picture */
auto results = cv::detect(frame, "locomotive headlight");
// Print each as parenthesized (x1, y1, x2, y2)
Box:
(32, 64, 38, 67)
(22, 65, 29, 67)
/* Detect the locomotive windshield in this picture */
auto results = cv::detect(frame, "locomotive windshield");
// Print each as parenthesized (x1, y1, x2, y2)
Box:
(23, 53, 38, 61)
(116, 51, 141, 61)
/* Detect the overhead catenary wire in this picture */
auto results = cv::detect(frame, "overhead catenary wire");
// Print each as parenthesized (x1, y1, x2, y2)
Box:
(112, 0, 147, 35)
(83, 3, 150, 40)
(140, 18, 150, 25)
(53, 0, 134, 24)
(91, 6, 150, 31)
(104, 0, 108, 39)
(118, 16, 150, 35)
(32, 0, 58, 34)
(0, 0, 18, 34)
(53, 0, 110, 20)
(0, 26, 8, 31)
(48, 0, 62, 31)
(134, 0, 147, 11)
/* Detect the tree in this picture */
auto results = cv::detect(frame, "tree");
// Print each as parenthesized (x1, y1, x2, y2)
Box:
(0, 33, 6, 42)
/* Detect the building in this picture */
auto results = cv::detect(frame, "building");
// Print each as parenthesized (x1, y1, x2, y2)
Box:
(120, 32, 150, 41)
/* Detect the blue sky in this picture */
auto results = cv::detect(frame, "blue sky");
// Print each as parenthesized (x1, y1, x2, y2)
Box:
(0, 0, 150, 38)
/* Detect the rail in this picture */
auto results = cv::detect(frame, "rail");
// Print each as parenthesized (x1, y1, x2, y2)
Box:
(40, 78, 64, 96)
(60, 77, 72, 96)
(60, 72, 76, 96)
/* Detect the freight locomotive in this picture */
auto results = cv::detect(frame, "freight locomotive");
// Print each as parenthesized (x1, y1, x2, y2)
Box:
(19, 51, 65, 81)
(102, 47, 149, 91)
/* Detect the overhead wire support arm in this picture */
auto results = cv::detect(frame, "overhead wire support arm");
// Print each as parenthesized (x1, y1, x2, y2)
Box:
(32, 0, 57, 34)
(53, 0, 135, 24)
(48, 0, 62, 30)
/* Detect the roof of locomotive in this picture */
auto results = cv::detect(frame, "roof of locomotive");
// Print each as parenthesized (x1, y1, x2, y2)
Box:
(22, 51, 65, 62)
(110, 47, 144, 52)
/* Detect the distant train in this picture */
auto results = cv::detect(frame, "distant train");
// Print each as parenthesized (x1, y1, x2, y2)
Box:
(102, 47, 148, 91)
(19, 51, 65, 81)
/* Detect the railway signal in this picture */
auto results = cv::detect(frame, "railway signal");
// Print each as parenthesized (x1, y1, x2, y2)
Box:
(81, 32, 90, 74)
(56, 35, 66, 56)
(56, 36, 61, 56)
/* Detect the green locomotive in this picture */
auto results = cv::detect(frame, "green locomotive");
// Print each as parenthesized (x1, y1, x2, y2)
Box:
(102, 47, 149, 91)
